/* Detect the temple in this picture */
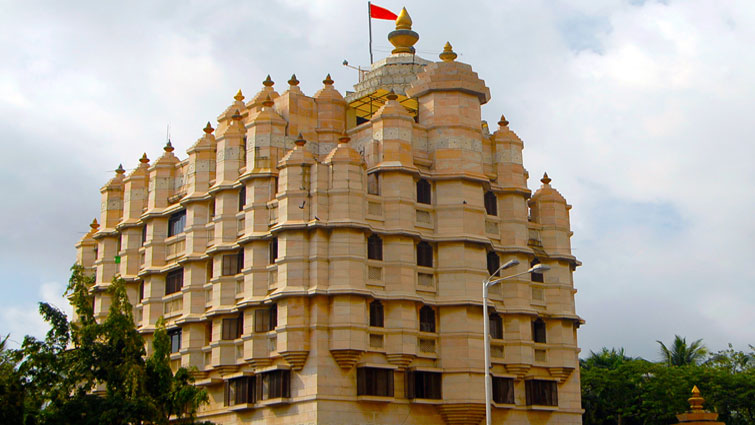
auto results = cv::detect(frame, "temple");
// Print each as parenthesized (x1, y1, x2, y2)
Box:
(75, 8, 583, 424)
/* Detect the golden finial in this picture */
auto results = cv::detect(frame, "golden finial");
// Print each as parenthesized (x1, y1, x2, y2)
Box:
(288, 74, 300, 86)
(498, 114, 509, 127)
(262, 95, 274, 108)
(203, 121, 214, 134)
(388, 7, 419, 54)
(395, 7, 412, 30)
(541, 173, 551, 185)
(231, 109, 242, 121)
(90, 218, 99, 232)
(164, 140, 174, 153)
(323, 74, 334, 85)
(295, 132, 306, 146)
(115, 164, 125, 174)
(263, 75, 274, 87)
(386, 89, 398, 101)
(139, 153, 149, 164)
(688, 386, 705, 411)
(338, 133, 351, 144)
(234, 89, 244, 102)
(439, 41, 457, 62)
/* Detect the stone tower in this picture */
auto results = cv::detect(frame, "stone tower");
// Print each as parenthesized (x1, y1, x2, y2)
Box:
(75, 8, 583, 425)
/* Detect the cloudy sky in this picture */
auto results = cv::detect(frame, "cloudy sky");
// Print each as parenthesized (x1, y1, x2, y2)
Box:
(1, 0, 753, 360)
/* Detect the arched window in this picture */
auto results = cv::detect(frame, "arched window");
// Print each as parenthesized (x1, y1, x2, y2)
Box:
(487, 251, 500, 276)
(489, 313, 503, 339)
(531, 258, 544, 282)
(369, 300, 384, 327)
(417, 241, 433, 268)
(368, 234, 383, 261)
(484, 191, 497, 216)
(417, 179, 431, 205)
(269, 238, 278, 264)
(532, 318, 546, 343)
(419, 305, 436, 333)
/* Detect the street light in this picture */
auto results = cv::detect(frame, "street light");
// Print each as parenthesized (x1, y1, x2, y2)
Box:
(482, 260, 550, 425)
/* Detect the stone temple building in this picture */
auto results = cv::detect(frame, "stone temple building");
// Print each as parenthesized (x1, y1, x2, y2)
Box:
(75, 8, 583, 425)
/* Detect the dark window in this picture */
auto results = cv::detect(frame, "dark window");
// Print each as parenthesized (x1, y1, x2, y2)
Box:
(168, 328, 182, 353)
(254, 305, 277, 333)
(525, 380, 558, 406)
(205, 321, 213, 344)
(269, 238, 278, 264)
(238, 185, 246, 212)
(141, 225, 147, 246)
(419, 305, 435, 333)
(357, 367, 394, 397)
(367, 173, 380, 195)
(206, 260, 213, 282)
(367, 234, 383, 261)
(138, 281, 144, 302)
(405, 370, 441, 399)
(168, 210, 186, 237)
(222, 250, 243, 276)
(209, 199, 215, 219)
(489, 313, 503, 339)
(484, 191, 498, 216)
(487, 251, 500, 276)
(417, 241, 433, 267)
(416, 179, 431, 204)
(532, 318, 546, 343)
(531, 258, 544, 283)
(369, 300, 384, 327)
(222, 313, 244, 340)
(257, 370, 290, 400)
(272, 177, 278, 195)
(165, 268, 184, 295)
(225, 376, 255, 406)
(492, 377, 515, 404)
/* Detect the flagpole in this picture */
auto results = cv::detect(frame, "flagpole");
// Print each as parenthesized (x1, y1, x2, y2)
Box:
(368, 1, 374, 64)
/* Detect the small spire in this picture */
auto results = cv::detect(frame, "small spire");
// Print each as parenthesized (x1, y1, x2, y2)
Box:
(689, 386, 704, 411)
(263, 75, 274, 87)
(386, 89, 398, 101)
(295, 132, 306, 146)
(439, 41, 457, 62)
(288, 74, 300, 86)
(203, 121, 214, 134)
(115, 164, 125, 174)
(234, 89, 244, 102)
(541, 173, 551, 185)
(498, 114, 509, 127)
(395, 7, 412, 30)
(90, 218, 99, 232)
(323, 74, 334, 85)
(139, 153, 150, 164)
(231, 109, 242, 121)
(262, 95, 274, 108)
(388, 7, 419, 54)
(164, 140, 174, 153)
(338, 132, 351, 144)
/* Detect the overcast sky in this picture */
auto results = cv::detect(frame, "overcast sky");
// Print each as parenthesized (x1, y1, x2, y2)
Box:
(1, 0, 753, 360)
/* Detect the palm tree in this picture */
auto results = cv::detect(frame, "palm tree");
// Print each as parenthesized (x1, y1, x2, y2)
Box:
(581, 347, 633, 369)
(657, 335, 707, 366)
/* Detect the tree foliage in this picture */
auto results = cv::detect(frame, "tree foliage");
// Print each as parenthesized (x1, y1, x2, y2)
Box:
(0, 265, 212, 425)
(657, 335, 708, 367)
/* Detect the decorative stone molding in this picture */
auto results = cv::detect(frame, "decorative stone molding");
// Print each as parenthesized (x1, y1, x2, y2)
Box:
(330, 349, 364, 370)
(548, 366, 574, 383)
(386, 353, 415, 370)
(504, 363, 531, 379)
(438, 403, 485, 425)
(280, 350, 309, 371)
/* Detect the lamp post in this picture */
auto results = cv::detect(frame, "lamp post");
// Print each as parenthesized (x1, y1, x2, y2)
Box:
(483, 260, 550, 425)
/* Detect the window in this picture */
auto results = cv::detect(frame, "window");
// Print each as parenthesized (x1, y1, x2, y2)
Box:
(168, 328, 182, 353)
(222, 313, 244, 340)
(369, 300, 384, 327)
(489, 313, 503, 339)
(269, 238, 278, 264)
(484, 191, 498, 216)
(531, 258, 544, 283)
(532, 318, 546, 343)
(257, 370, 290, 400)
(416, 179, 431, 204)
(238, 185, 246, 212)
(205, 321, 213, 345)
(168, 210, 186, 237)
(525, 380, 558, 406)
(165, 268, 183, 295)
(367, 234, 383, 261)
(405, 370, 441, 399)
(357, 367, 394, 397)
(206, 260, 213, 282)
(222, 250, 244, 276)
(138, 281, 145, 303)
(419, 305, 435, 333)
(416, 241, 433, 268)
(225, 376, 255, 406)
(254, 305, 277, 333)
(367, 173, 380, 195)
(492, 377, 515, 404)
(141, 225, 147, 246)
(486, 251, 500, 276)
(209, 199, 215, 220)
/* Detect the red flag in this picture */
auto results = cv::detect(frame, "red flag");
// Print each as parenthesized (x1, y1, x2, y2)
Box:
(370, 3, 397, 20)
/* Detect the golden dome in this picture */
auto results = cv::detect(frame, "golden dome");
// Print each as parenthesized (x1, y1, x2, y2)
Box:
(439, 41, 457, 62)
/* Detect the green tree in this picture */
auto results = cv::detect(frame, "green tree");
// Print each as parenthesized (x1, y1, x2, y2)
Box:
(0, 335, 25, 424)
(657, 335, 707, 366)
